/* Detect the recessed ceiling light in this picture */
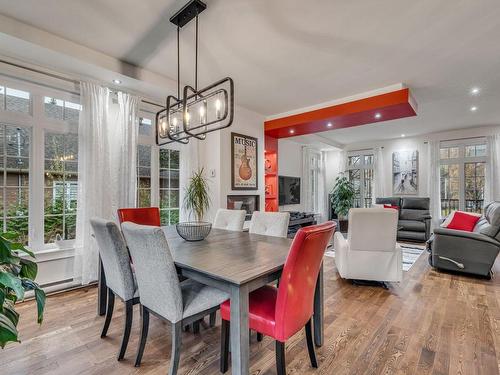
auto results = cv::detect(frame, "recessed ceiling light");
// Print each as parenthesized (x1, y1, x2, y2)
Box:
(113, 79, 122, 84)
(289, 129, 295, 134)
(374, 113, 382, 119)
(401, 134, 406, 137)
(327, 122, 333, 127)
(470, 106, 478, 112)
(470, 87, 480, 95)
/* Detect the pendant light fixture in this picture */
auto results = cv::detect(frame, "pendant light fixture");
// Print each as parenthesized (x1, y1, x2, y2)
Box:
(156, 0, 234, 145)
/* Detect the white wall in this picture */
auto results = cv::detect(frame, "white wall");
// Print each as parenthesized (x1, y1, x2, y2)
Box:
(278, 139, 304, 211)
(197, 105, 265, 221)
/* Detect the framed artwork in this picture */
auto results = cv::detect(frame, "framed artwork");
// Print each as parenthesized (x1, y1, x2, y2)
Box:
(231, 132, 258, 190)
(392, 150, 418, 195)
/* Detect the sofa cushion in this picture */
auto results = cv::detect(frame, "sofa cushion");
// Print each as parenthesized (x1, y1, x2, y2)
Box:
(400, 209, 429, 221)
(446, 211, 481, 232)
(401, 197, 430, 210)
(399, 219, 425, 232)
(375, 197, 401, 207)
(398, 230, 427, 242)
(384, 204, 399, 210)
(480, 202, 500, 241)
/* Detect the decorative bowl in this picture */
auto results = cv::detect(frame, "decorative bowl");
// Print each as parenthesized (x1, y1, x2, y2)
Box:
(176, 221, 212, 241)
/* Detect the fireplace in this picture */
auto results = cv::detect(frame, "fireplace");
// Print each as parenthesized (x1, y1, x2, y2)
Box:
(227, 195, 260, 220)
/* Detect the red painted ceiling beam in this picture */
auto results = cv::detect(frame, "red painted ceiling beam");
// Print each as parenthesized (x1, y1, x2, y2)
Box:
(264, 88, 417, 139)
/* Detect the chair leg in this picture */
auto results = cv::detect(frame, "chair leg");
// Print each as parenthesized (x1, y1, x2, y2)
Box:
(169, 322, 182, 375)
(257, 332, 263, 342)
(209, 311, 216, 327)
(101, 289, 115, 338)
(276, 341, 286, 375)
(305, 319, 318, 368)
(118, 300, 133, 361)
(135, 305, 150, 367)
(192, 320, 200, 334)
(220, 320, 230, 373)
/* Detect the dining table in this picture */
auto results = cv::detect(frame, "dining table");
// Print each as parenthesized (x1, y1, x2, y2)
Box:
(97, 226, 324, 375)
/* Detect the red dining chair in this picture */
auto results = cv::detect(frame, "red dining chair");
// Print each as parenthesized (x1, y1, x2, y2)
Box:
(117, 207, 161, 227)
(220, 221, 335, 375)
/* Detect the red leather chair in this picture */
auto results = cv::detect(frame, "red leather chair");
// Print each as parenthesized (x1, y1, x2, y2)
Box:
(220, 221, 335, 375)
(117, 207, 161, 227)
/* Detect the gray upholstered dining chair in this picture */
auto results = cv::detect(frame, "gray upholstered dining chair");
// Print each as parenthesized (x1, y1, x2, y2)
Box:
(90, 217, 139, 361)
(249, 211, 290, 238)
(213, 208, 246, 231)
(121, 222, 229, 374)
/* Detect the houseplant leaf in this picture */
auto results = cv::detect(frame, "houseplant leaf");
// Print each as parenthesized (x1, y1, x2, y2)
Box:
(0, 272, 24, 301)
(19, 259, 38, 280)
(0, 313, 19, 348)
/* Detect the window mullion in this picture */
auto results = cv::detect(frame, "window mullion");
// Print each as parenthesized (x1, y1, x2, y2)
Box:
(30, 94, 45, 250)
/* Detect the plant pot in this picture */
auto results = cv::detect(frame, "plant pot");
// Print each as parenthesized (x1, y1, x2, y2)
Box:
(338, 219, 349, 233)
(176, 221, 212, 241)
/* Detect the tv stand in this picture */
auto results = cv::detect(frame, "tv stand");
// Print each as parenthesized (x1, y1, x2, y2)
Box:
(286, 211, 316, 238)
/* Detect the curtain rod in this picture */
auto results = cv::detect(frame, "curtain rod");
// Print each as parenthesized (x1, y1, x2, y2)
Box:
(439, 135, 486, 143)
(0, 58, 164, 107)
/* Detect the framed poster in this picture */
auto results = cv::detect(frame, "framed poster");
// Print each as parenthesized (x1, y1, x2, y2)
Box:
(392, 150, 418, 195)
(231, 132, 258, 190)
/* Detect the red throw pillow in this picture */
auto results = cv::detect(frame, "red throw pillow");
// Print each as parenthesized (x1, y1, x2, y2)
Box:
(445, 211, 481, 232)
(383, 204, 399, 210)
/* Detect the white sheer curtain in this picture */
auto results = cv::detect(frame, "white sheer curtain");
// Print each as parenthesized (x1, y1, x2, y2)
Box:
(318, 151, 327, 222)
(74, 82, 139, 285)
(302, 146, 313, 212)
(485, 134, 500, 203)
(373, 146, 386, 202)
(427, 140, 441, 229)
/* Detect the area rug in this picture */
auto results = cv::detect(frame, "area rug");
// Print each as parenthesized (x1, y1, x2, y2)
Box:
(324, 243, 425, 272)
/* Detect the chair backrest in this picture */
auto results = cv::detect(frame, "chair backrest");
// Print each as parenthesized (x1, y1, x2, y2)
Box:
(274, 221, 335, 341)
(249, 211, 290, 238)
(121, 222, 183, 323)
(117, 207, 161, 227)
(475, 201, 500, 241)
(213, 209, 246, 231)
(347, 208, 398, 252)
(90, 218, 136, 301)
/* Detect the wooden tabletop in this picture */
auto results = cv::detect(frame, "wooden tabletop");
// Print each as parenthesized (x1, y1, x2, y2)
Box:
(162, 226, 292, 285)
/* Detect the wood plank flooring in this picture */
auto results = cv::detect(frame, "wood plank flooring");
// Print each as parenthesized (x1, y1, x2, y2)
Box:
(2, 253, 500, 375)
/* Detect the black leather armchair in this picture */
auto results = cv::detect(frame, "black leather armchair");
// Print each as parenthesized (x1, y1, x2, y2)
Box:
(427, 202, 500, 278)
(375, 197, 431, 242)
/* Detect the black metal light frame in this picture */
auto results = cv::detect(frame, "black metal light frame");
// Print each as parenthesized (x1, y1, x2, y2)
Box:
(155, 0, 234, 146)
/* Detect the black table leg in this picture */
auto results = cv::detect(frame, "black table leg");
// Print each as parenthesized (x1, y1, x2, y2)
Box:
(98, 257, 107, 316)
(313, 262, 324, 347)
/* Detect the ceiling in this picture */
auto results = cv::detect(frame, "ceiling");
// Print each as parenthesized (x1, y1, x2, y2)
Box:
(0, 0, 499, 144)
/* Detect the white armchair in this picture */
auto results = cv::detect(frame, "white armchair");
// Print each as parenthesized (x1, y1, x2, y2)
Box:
(213, 209, 246, 231)
(334, 208, 402, 283)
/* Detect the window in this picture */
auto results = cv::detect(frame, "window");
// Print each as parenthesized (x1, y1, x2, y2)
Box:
(347, 151, 374, 208)
(137, 144, 151, 207)
(44, 133, 78, 243)
(0, 125, 30, 244)
(139, 117, 152, 136)
(0, 85, 31, 114)
(159, 149, 180, 225)
(44, 97, 82, 127)
(439, 139, 487, 217)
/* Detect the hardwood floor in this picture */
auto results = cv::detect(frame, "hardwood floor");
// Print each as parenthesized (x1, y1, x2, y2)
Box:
(2, 253, 500, 375)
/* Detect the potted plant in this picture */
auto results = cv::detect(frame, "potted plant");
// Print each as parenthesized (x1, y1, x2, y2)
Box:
(178, 168, 212, 241)
(330, 174, 355, 233)
(0, 232, 46, 348)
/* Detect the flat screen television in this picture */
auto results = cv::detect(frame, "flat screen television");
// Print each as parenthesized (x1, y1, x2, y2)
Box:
(279, 176, 301, 205)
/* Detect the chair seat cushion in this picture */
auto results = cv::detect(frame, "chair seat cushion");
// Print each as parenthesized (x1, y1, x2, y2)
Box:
(181, 279, 229, 319)
(220, 285, 278, 338)
(399, 219, 425, 232)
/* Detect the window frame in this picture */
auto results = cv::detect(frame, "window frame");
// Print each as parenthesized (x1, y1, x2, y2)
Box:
(439, 138, 487, 217)
(346, 150, 374, 208)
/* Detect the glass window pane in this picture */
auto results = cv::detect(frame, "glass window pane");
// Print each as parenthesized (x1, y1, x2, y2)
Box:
(364, 155, 374, 165)
(5, 127, 29, 157)
(5, 87, 31, 114)
(160, 210, 169, 226)
(169, 209, 179, 224)
(138, 189, 151, 207)
(159, 149, 169, 168)
(44, 132, 78, 243)
(64, 101, 81, 127)
(139, 117, 152, 136)
(170, 150, 180, 169)
(44, 97, 64, 120)
(0, 86, 4, 110)
(475, 144, 486, 157)
(160, 189, 169, 209)
(6, 217, 28, 245)
(348, 155, 360, 167)
(5, 187, 29, 217)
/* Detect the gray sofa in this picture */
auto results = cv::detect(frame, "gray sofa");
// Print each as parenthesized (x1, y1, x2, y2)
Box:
(375, 197, 431, 242)
(427, 201, 500, 278)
